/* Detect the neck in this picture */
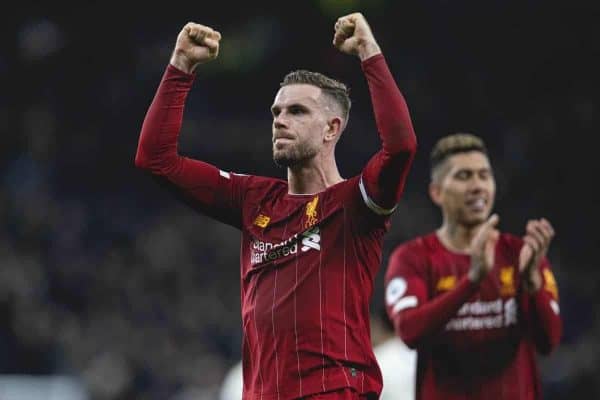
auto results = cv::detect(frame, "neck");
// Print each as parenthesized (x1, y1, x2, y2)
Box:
(287, 154, 343, 194)
(436, 219, 481, 254)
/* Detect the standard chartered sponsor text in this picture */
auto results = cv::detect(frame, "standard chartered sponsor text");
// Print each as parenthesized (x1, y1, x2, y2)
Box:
(251, 227, 321, 265)
(446, 299, 517, 331)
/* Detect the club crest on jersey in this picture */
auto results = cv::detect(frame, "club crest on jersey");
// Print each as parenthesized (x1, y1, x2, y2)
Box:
(543, 269, 559, 299)
(436, 275, 456, 291)
(304, 196, 319, 228)
(253, 213, 271, 228)
(499, 266, 516, 296)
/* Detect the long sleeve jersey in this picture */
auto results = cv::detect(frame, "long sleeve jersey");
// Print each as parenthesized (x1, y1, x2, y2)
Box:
(136, 54, 417, 399)
(385, 232, 562, 400)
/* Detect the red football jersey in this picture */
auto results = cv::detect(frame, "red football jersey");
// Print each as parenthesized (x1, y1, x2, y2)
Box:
(219, 173, 389, 399)
(384, 233, 562, 400)
(135, 54, 417, 399)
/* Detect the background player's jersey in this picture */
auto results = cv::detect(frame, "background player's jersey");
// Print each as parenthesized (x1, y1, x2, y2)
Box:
(384, 233, 562, 400)
(208, 171, 389, 399)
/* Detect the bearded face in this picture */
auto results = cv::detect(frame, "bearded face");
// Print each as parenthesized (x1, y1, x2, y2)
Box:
(271, 84, 329, 167)
(273, 135, 320, 167)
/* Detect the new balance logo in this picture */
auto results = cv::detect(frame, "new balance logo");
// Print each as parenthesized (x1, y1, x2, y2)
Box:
(253, 214, 270, 228)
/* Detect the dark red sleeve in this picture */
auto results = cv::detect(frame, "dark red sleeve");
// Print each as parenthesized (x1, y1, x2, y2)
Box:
(359, 54, 417, 215)
(522, 258, 562, 354)
(385, 243, 479, 349)
(134, 64, 245, 228)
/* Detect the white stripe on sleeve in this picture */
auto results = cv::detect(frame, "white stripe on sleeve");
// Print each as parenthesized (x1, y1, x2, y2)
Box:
(359, 176, 397, 216)
(392, 296, 418, 314)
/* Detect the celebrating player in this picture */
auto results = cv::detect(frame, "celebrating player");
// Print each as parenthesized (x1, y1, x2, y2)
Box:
(135, 13, 417, 399)
(384, 133, 561, 399)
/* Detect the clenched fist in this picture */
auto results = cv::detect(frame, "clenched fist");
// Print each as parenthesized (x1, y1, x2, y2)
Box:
(333, 13, 381, 61)
(170, 22, 221, 74)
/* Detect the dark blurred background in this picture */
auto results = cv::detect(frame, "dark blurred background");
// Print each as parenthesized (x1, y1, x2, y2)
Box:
(1, 1, 598, 399)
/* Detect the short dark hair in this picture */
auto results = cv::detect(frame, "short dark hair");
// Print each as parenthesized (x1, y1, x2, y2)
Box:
(430, 133, 488, 180)
(280, 70, 351, 119)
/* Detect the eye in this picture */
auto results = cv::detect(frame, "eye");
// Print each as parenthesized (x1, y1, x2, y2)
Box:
(455, 170, 471, 180)
(479, 170, 492, 180)
(289, 105, 307, 115)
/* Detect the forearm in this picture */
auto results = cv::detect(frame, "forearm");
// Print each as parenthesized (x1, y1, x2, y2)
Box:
(360, 55, 417, 208)
(134, 65, 231, 208)
(392, 277, 478, 348)
(361, 54, 417, 154)
(528, 290, 562, 354)
(135, 64, 195, 174)
(357, 42, 381, 62)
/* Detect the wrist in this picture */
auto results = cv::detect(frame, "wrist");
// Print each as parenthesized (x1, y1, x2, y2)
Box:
(468, 267, 484, 284)
(523, 269, 542, 293)
(169, 52, 197, 74)
(357, 41, 382, 61)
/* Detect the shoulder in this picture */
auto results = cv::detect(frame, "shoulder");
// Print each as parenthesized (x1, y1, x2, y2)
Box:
(239, 173, 286, 188)
(319, 176, 367, 213)
(386, 233, 435, 275)
(389, 233, 435, 261)
(324, 176, 360, 199)
(237, 174, 288, 196)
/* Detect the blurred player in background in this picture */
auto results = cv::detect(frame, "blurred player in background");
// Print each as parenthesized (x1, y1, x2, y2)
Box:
(371, 307, 416, 400)
(219, 360, 243, 400)
(135, 12, 417, 399)
(384, 133, 561, 399)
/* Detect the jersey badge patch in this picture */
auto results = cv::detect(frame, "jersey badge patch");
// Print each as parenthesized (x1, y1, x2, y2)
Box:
(436, 275, 456, 291)
(304, 196, 319, 228)
(499, 266, 516, 296)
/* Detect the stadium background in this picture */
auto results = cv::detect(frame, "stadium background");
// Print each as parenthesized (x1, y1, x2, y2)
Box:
(1, 1, 598, 399)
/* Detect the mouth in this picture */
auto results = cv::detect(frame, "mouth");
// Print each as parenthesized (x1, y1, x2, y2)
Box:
(273, 133, 295, 143)
(465, 197, 488, 212)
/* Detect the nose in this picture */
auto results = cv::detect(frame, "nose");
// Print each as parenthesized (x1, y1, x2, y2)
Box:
(469, 176, 486, 192)
(273, 115, 288, 130)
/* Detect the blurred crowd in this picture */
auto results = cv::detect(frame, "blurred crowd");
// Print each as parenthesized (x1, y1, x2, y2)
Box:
(1, 2, 598, 399)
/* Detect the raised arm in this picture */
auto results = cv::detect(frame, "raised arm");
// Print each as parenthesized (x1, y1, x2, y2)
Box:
(135, 22, 221, 171)
(334, 13, 417, 214)
(135, 23, 244, 228)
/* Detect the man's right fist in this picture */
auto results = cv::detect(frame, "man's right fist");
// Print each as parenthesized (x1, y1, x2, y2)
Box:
(333, 13, 381, 61)
(170, 22, 221, 74)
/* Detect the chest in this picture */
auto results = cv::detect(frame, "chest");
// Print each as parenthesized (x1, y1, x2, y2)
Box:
(427, 248, 524, 341)
(241, 193, 346, 271)
(427, 250, 519, 300)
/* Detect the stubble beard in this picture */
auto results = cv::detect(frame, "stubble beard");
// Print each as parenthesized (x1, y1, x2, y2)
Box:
(273, 141, 319, 168)
(459, 209, 491, 228)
